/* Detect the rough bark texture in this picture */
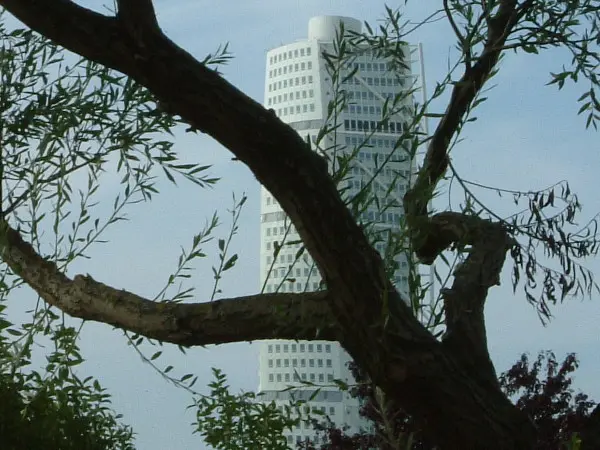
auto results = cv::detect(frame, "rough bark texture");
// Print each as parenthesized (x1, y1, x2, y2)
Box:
(0, 1, 540, 448)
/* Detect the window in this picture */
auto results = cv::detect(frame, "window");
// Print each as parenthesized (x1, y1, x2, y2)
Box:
(269, 373, 274, 382)
(283, 344, 288, 352)
(303, 104, 307, 113)
(318, 359, 323, 368)
(310, 373, 315, 382)
(307, 61, 312, 69)
(308, 344, 314, 352)
(276, 359, 281, 367)
(328, 374, 334, 381)
(300, 48, 305, 56)
(284, 359, 289, 367)
(292, 358, 298, 367)
(308, 89, 314, 97)
(268, 359, 273, 368)
(329, 407, 335, 415)
(309, 359, 314, 367)
(308, 75, 313, 83)
(301, 359, 306, 367)
(277, 374, 282, 382)
(291, 344, 297, 352)
(310, 104, 315, 112)
(268, 345, 273, 353)
(306, 47, 311, 56)
(326, 359, 332, 368)
(318, 373, 324, 382)
(300, 344, 305, 352)
(285, 373, 290, 382)
(316, 344, 322, 352)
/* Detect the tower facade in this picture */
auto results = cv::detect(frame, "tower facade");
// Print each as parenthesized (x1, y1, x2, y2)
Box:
(258, 16, 424, 446)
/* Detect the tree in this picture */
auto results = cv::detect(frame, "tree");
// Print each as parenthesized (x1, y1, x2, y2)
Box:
(0, 1, 598, 449)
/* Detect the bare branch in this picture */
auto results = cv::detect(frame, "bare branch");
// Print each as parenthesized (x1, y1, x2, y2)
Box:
(443, 0, 470, 67)
(0, 220, 337, 345)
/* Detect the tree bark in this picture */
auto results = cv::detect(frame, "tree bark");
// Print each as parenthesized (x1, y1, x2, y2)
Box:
(0, 1, 539, 448)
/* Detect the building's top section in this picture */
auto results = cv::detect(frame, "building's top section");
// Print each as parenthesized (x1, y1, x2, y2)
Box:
(307, 16, 362, 42)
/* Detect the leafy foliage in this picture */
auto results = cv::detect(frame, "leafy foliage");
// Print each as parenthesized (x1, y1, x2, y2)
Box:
(301, 352, 598, 450)
(192, 368, 303, 450)
(0, 304, 135, 450)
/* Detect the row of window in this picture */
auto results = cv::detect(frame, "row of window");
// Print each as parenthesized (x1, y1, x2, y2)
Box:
(267, 89, 315, 105)
(264, 282, 320, 293)
(346, 135, 410, 150)
(268, 358, 333, 368)
(345, 119, 406, 134)
(342, 76, 402, 87)
(346, 179, 406, 194)
(346, 90, 397, 101)
(265, 252, 305, 265)
(265, 273, 407, 292)
(349, 61, 393, 73)
(265, 265, 314, 278)
(357, 210, 403, 225)
(272, 103, 316, 116)
(269, 47, 312, 64)
(350, 167, 411, 179)
(354, 152, 408, 165)
(346, 104, 382, 115)
(268, 343, 331, 353)
(268, 75, 314, 92)
(268, 372, 334, 383)
(269, 61, 313, 78)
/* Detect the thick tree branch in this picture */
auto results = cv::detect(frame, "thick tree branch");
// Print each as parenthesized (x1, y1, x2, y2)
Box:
(435, 212, 516, 386)
(115, 0, 160, 47)
(401, 0, 531, 384)
(0, 221, 337, 345)
(0, 1, 537, 447)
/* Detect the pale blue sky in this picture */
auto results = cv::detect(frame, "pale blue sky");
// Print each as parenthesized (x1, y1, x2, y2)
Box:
(5, 2, 600, 449)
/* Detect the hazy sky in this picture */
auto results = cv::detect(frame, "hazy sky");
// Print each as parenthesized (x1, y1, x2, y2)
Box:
(5, 1, 600, 449)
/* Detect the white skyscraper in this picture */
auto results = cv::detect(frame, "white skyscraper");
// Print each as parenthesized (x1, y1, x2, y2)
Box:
(258, 16, 425, 446)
